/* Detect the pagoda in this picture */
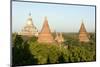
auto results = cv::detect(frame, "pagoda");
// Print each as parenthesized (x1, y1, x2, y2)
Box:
(55, 32, 64, 43)
(18, 13, 38, 37)
(79, 21, 89, 42)
(38, 16, 54, 43)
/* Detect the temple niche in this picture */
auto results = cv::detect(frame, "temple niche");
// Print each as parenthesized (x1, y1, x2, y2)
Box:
(18, 13, 38, 37)
(79, 21, 90, 42)
(37, 17, 55, 43)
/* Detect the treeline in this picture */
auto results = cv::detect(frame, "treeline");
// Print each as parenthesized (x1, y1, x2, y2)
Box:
(12, 33, 96, 66)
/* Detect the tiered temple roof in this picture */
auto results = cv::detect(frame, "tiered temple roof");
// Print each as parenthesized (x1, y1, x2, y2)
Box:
(18, 13, 38, 37)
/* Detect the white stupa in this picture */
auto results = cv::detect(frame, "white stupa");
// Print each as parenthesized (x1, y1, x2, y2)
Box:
(18, 13, 38, 37)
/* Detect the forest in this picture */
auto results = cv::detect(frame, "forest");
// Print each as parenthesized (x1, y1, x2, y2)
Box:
(12, 32, 96, 66)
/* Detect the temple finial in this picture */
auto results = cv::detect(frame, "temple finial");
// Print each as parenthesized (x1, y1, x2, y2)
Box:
(81, 19, 84, 24)
(45, 16, 47, 20)
(29, 13, 31, 16)
(28, 12, 32, 20)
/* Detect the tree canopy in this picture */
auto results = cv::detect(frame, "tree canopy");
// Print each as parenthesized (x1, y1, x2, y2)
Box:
(12, 33, 96, 66)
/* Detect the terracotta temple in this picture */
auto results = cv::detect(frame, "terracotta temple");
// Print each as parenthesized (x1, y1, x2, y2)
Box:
(37, 17, 55, 43)
(79, 21, 90, 42)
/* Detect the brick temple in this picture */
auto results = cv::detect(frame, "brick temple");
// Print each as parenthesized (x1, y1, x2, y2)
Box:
(18, 14, 90, 43)
(79, 21, 90, 42)
(37, 17, 55, 43)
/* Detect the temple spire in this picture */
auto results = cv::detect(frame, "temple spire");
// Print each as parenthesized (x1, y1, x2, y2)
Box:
(29, 13, 31, 16)
(79, 20, 89, 42)
(79, 20, 87, 33)
(28, 13, 32, 19)
(45, 16, 47, 21)
(18, 13, 38, 37)
(38, 16, 54, 43)
(55, 32, 64, 43)
(59, 32, 64, 42)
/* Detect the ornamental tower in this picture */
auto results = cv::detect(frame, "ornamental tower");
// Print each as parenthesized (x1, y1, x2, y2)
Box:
(18, 13, 38, 37)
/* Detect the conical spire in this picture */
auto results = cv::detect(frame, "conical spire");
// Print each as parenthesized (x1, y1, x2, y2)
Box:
(79, 21, 87, 33)
(38, 16, 54, 43)
(40, 16, 51, 34)
(79, 20, 89, 42)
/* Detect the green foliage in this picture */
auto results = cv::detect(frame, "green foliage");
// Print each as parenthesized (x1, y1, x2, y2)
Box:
(68, 44, 95, 62)
(12, 33, 96, 66)
(59, 46, 69, 63)
(13, 35, 23, 48)
(47, 45, 60, 63)
(12, 35, 37, 66)
(12, 33, 17, 44)
(28, 36, 38, 43)
(89, 33, 96, 41)
(29, 43, 61, 64)
(29, 42, 48, 64)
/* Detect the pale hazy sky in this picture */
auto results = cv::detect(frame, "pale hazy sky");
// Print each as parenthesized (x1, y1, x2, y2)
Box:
(12, 1, 95, 32)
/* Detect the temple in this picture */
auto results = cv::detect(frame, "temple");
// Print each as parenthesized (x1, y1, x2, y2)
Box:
(55, 32, 64, 43)
(37, 16, 55, 43)
(18, 13, 38, 37)
(79, 21, 89, 42)
(18, 15, 90, 43)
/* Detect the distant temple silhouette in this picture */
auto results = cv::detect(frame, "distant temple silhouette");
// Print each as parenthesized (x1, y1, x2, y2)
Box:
(79, 21, 90, 42)
(18, 13, 38, 37)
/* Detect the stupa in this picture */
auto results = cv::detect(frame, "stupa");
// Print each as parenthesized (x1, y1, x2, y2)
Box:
(38, 16, 54, 43)
(18, 13, 38, 37)
(55, 32, 64, 43)
(79, 21, 89, 42)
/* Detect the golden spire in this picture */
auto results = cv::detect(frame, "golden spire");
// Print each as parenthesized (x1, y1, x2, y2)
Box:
(27, 13, 33, 25)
